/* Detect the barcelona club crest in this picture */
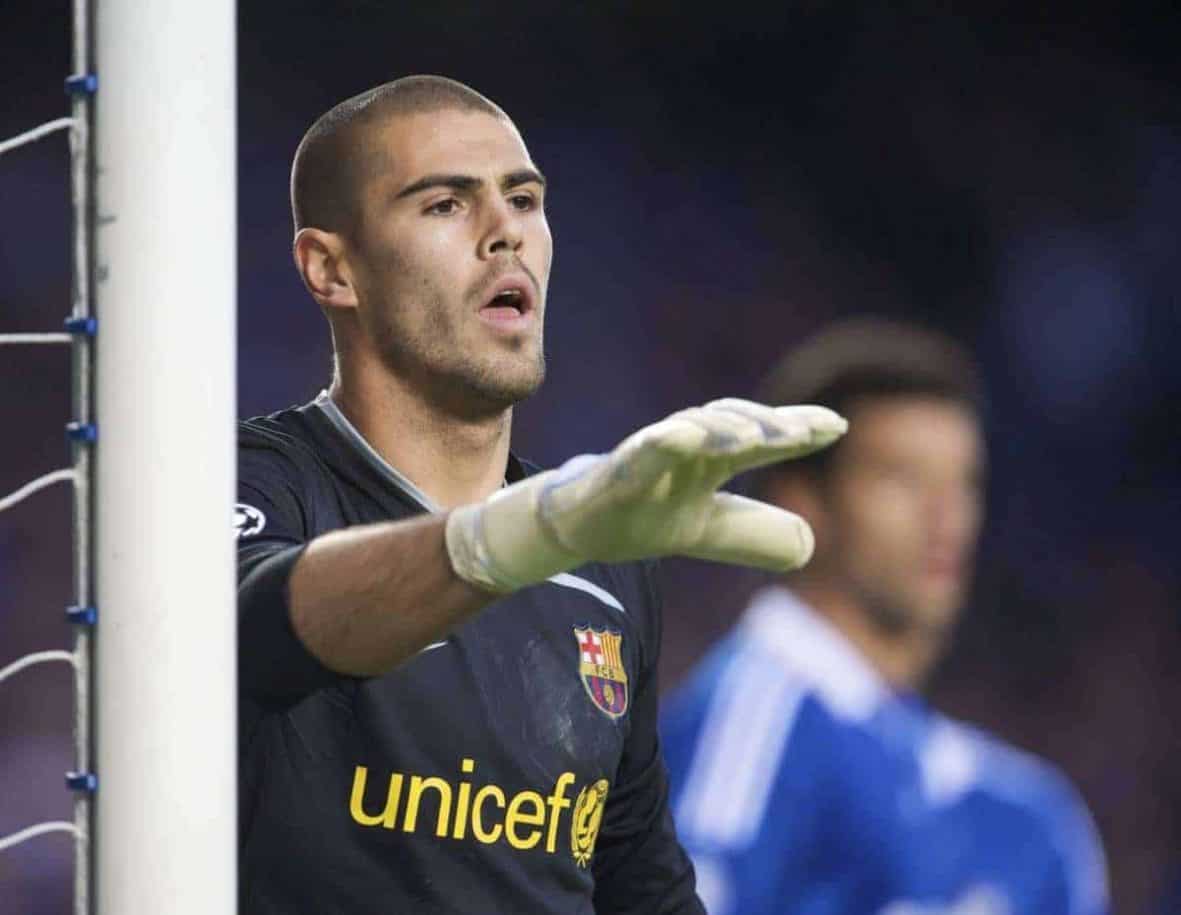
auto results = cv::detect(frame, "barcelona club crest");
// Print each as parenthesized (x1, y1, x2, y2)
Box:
(574, 626, 628, 719)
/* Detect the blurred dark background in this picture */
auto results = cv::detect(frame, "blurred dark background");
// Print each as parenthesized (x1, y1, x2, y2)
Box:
(2, 2, 1179, 912)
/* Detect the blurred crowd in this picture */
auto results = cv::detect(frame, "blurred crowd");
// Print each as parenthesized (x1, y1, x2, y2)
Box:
(2, 3, 1178, 912)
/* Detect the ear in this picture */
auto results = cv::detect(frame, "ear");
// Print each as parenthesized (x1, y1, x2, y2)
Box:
(293, 228, 359, 311)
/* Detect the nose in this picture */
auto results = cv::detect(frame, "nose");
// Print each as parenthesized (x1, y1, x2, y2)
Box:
(478, 198, 523, 260)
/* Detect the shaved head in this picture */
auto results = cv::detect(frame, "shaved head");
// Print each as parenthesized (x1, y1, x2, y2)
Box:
(290, 75, 509, 236)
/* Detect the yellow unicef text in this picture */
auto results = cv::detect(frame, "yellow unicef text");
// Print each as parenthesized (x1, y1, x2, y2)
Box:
(349, 759, 607, 863)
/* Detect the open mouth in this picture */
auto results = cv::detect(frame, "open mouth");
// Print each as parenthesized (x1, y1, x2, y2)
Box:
(485, 287, 526, 314)
(479, 279, 534, 325)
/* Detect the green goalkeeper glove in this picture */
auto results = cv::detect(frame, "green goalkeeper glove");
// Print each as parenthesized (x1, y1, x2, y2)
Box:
(445, 398, 847, 594)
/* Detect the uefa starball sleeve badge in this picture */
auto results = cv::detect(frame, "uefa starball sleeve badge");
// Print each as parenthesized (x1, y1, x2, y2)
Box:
(234, 502, 267, 539)
(573, 626, 628, 718)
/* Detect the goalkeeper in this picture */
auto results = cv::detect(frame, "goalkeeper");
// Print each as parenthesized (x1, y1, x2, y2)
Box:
(236, 75, 845, 915)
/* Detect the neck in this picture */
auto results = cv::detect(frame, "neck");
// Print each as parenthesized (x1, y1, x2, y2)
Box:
(789, 577, 941, 691)
(329, 356, 513, 510)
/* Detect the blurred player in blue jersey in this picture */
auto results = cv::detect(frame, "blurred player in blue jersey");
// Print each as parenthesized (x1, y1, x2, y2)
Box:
(661, 319, 1109, 915)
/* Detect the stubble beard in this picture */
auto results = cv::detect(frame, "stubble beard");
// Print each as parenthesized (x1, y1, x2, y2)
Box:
(435, 341, 547, 418)
(373, 290, 546, 419)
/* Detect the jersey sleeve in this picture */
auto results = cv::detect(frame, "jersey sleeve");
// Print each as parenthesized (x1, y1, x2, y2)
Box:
(1036, 775, 1111, 915)
(591, 562, 705, 915)
(659, 651, 848, 915)
(237, 431, 341, 709)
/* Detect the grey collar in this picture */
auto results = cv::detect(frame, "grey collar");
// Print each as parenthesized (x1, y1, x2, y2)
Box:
(312, 390, 439, 512)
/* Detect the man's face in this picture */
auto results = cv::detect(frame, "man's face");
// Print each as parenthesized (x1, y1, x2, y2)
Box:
(821, 397, 984, 636)
(346, 108, 552, 414)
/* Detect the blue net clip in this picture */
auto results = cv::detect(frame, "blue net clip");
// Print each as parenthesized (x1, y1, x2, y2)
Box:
(66, 422, 97, 443)
(66, 605, 97, 626)
(65, 73, 98, 96)
(66, 771, 98, 793)
(64, 316, 97, 336)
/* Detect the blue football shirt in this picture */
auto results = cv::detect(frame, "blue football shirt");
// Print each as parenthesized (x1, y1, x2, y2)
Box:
(661, 588, 1108, 915)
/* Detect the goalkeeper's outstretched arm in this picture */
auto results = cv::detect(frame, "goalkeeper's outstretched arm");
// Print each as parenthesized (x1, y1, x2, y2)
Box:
(279, 399, 846, 677)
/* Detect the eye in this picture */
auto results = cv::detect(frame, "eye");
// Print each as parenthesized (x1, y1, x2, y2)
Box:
(425, 198, 461, 216)
(508, 192, 538, 212)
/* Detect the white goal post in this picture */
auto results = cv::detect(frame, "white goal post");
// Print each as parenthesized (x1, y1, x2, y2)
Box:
(94, 0, 236, 911)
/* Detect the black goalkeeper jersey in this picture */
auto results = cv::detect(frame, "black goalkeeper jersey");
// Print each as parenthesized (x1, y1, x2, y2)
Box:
(236, 394, 703, 914)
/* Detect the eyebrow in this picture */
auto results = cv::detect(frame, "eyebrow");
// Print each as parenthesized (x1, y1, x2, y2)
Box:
(394, 168, 547, 200)
(502, 168, 546, 191)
